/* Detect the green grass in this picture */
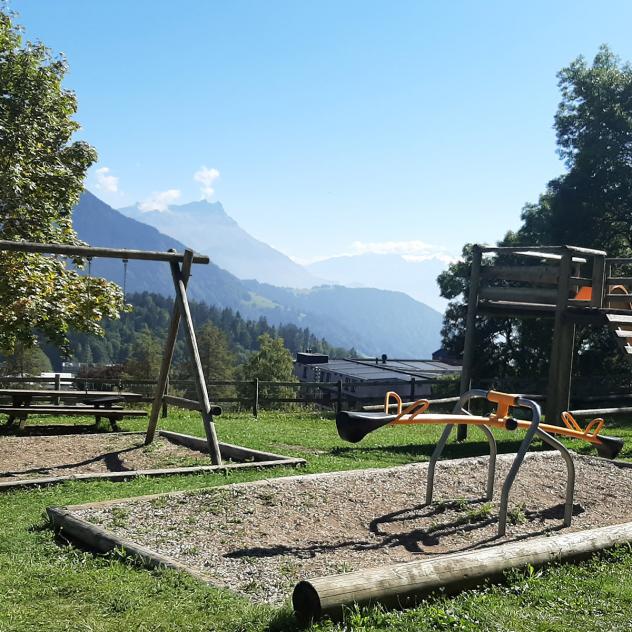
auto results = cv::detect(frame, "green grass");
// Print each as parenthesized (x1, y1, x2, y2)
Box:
(1, 408, 632, 631)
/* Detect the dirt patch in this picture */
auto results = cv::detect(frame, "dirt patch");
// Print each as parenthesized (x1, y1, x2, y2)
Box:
(72, 452, 632, 604)
(0, 433, 211, 482)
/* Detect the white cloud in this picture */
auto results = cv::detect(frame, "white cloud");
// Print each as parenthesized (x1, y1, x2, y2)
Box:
(290, 240, 457, 266)
(139, 189, 181, 212)
(194, 166, 220, 200)
(402, 253, 457, 264)
(350, 240, 444, 256)
(95, 167, 119, 193)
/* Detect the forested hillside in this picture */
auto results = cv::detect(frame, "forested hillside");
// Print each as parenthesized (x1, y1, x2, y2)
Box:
(41, 292, 353, 371)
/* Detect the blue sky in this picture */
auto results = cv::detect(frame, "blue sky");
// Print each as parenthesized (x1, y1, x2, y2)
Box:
(9, 1, 632, 263)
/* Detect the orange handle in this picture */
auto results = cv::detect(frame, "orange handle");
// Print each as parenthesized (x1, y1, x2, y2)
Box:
(487, 390, 518, 419)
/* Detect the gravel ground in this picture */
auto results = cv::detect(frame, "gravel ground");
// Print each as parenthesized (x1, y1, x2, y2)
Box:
(0, 433, 211, 482)
(74, 452, 632, 604)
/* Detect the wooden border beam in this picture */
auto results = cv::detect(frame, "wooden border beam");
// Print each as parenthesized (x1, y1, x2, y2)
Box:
(0, 239, 209, 264)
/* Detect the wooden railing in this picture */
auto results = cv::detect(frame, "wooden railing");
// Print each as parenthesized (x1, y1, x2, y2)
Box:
(605, 257, 632, 308)
(476, 245, 607, 310)
(0, 375, 457, 417)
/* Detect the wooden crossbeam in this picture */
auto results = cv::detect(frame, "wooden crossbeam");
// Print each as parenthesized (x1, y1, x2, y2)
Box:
(0, 239, 209, 263)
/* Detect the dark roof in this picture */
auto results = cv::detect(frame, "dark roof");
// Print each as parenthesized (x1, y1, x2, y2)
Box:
(298, 358, 460, 382)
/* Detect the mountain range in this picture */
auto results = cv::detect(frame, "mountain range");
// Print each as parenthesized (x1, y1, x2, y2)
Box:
(73, 191, 443, 357)
(119, 200, 318, 288)
(307, 253, 450, 311)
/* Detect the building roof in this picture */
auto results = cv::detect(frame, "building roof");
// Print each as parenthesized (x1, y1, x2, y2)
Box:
(301, 358, 460, 382)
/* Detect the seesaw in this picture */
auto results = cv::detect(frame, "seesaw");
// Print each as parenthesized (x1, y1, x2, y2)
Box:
(336, 389, 624, 536)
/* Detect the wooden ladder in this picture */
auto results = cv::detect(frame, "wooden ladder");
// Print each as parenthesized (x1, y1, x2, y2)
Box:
(606, 313, 632, 356)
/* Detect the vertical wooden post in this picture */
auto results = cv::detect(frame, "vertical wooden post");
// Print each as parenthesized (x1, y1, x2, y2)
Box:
(53, 373, 61, 405)
(170, 251, 222, 465)
(546, 250, 575, 422)
(457, 245, 482, 441)
(336, 380, 343, 413)
(145, 251, 192, 446)
(161, 376, 169, 418)
(410, 377, 416, 401)
(252, 378, 259, 418)
(591, 254, 606, 308)
(605, 260, 613, 308)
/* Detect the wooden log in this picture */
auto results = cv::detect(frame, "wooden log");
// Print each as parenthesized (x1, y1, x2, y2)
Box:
(591, 255, 606, 308)
(362, 396, 460, 411)
(479, 286, 559, 305)
(480, 265, 560, 285)
(2, 456, 305, 491)
(158, 430, 299, 462)
(569, 406, 632, 416)
(162, 395, 222, 415)
(170, 252, 222, 465)
(0, 239, 209, 263)
(546, 251, 574, 421)
(458, 246, 482, 440)
(145, 253, 193, 444)
(481, 245, 606, 256)
(292, 521, 632, 624)
(252, 378, 259, 418)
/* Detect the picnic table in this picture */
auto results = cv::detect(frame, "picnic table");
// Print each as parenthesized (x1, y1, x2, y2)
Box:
(0, 389, 147, 430)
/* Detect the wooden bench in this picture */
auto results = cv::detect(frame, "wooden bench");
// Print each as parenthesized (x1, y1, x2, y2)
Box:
(0, 405, 147, 431)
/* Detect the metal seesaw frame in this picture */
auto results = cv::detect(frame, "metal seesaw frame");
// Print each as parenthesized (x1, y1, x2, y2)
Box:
(425, 389, 574, 536)
(336, 388, 584, 536)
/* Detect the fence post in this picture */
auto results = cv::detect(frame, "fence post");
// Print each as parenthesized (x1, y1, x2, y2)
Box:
(253, 378, 259, 418)
(336, 380, 343, 414)
(53, 373, 61, 405)
(162, 375, 169, 418)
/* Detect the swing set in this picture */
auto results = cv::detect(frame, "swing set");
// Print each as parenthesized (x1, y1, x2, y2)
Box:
(0, 239, 224, 465)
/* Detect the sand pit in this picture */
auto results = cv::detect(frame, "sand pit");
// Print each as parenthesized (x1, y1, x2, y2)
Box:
(55, 452, 632, 605)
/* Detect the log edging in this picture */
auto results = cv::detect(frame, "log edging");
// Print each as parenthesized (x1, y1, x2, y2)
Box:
(292, 520, 632, 623)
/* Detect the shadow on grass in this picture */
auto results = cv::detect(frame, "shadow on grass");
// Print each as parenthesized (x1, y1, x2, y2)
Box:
(1, 445, 138, 478)
(0, 423, 119, 437)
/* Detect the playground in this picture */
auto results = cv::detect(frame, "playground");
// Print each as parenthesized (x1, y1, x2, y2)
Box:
(54, 452, 632, 606)
(5, 241, 632, 629)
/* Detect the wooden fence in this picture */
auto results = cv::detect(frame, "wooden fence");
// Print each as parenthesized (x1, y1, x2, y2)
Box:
(0, 374, 457, 417)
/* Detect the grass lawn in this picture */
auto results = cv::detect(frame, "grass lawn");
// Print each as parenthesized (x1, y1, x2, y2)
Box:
(1, 408, 632, 631)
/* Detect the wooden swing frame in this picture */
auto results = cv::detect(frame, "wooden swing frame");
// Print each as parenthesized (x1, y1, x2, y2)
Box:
(0, 239, 223, 465)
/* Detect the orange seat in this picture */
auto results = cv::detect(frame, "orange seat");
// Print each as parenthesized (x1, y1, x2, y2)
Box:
(575, 286, 592, 301)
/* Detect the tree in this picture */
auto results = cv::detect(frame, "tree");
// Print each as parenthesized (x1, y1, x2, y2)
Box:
(0, 11, 123, 354)
(196, 322, 236, 381)
(439, 46, 632, 388)
(123, 330, 162, 381)
(0, 343, 52, 377)
(239, 333, 297, 404)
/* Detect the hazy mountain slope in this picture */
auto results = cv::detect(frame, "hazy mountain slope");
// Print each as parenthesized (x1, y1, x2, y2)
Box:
(242, 281, 443, 357)
(74, 191, 251, 309)
(119, 200, 318, 288)
(74, 191, 443, 357)
(307, 253, 450, 312)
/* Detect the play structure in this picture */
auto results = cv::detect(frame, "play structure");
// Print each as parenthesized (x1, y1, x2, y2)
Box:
(458, 245, 632, 433)
(0, 240, 223, 464)
(337, 388, 623, 536)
